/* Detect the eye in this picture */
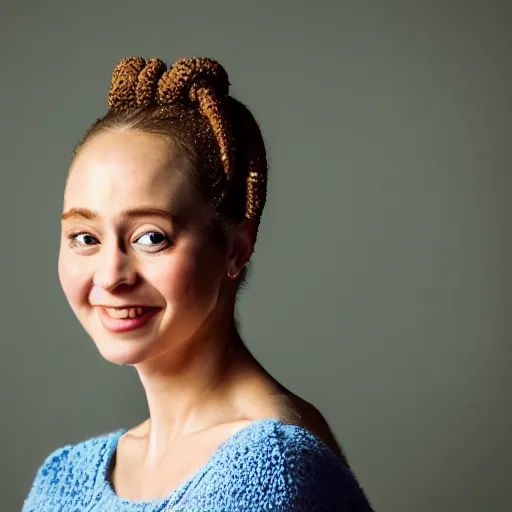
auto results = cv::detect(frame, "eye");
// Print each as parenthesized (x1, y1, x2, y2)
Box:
(67, 232, 98, 246)
(134, 231, 170, 248)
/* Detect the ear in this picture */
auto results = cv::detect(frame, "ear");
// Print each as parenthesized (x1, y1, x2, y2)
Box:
(227, 218, 257, 275)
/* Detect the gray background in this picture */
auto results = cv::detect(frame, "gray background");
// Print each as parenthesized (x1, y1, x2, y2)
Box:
(1, 1, 510, 510)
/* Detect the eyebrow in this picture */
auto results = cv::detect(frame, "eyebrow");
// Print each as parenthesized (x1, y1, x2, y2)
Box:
(61, 207, 174, 222)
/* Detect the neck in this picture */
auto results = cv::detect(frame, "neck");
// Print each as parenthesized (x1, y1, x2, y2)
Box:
(132, 308, 255, 451)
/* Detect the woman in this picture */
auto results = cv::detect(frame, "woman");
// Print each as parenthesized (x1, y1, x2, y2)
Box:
(22, 56, 373, 511)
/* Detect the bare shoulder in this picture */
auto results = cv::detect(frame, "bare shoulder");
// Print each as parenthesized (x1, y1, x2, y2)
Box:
(269, 388, 351, 467)
(122, 419, 149, 438)
(230, 356, 350, 466)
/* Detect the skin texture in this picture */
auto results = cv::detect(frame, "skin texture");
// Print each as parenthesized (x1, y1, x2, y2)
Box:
(58, 130, 345, 501)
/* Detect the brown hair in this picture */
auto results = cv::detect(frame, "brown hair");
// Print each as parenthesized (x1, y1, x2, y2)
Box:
(71, 56, 269, 287)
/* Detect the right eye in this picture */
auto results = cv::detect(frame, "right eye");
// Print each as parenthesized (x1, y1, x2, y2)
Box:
(67, 232, 99, 246)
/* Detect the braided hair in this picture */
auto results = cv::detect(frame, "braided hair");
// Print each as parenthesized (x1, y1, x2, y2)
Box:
(72, 56, 268, 246)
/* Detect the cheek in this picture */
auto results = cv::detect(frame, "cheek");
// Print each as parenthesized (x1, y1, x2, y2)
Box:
(58, 247, 89, 306)
(156, 248, 223, 307)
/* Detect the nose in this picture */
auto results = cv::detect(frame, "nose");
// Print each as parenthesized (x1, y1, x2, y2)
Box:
(93, 239, 138, 291)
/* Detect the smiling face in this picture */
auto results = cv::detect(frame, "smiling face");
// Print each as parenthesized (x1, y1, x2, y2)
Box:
(58, 130, 233, 366)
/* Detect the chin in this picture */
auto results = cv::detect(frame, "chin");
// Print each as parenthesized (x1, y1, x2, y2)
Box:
(83, 325, 154, 364)
(95, 339, 152, 366)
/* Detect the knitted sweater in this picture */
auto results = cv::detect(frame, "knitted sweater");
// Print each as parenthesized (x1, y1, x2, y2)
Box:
(22, 418, 373, 511)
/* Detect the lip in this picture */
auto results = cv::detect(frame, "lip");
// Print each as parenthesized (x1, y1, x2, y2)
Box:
(96, 306, 161, 333)
(95, 304, 155, 309)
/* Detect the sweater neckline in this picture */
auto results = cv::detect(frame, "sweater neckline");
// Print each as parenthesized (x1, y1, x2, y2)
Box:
(96, 417, 287, 509)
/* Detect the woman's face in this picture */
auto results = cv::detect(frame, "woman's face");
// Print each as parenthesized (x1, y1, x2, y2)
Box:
(58, 130, 231, 366)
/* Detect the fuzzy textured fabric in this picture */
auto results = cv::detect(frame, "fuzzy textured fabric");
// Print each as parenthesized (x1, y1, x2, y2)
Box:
(22, 418, 373, 511)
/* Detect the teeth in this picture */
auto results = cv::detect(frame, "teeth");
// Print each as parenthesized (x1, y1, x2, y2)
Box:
(104, 307, 148, 319)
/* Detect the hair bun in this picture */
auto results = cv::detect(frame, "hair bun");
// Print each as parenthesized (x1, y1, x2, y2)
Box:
(158, 57, 230, 105)
(108, 56, 146, 111)
(108, 57, 167, 110)
(136, 58, 167, 107)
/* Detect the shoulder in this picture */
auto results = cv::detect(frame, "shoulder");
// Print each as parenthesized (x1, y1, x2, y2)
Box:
(22, 429, 121, 511)
(37, 428, 120, 471)
(180, 419, 373, 512)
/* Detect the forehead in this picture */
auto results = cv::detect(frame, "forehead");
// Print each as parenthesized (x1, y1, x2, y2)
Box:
(64, 130, 201, 218)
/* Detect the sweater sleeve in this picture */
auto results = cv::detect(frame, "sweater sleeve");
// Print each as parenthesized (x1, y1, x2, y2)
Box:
(21, 445, 71, 512)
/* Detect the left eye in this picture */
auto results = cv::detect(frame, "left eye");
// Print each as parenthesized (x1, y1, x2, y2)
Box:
(135, 232, 168, 246)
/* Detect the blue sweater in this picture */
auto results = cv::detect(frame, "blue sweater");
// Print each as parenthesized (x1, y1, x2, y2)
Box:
(22, 418, 373, 511)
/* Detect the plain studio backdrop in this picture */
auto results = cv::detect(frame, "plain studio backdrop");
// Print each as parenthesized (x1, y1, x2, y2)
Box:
(1, 1, 510, 510)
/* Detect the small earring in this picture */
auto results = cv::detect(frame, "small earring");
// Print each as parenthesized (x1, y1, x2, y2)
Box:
(227, 269, 240, 279)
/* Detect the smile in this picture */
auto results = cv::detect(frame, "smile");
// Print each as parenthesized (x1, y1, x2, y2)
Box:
(97, 306, 161, 333)
(104, 307, 149, 319)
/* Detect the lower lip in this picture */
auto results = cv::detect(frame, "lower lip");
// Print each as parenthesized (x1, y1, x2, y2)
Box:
(97, 307, 161, 333)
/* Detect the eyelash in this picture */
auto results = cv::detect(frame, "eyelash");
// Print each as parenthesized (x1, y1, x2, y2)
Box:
(65, 230, 172, 252)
